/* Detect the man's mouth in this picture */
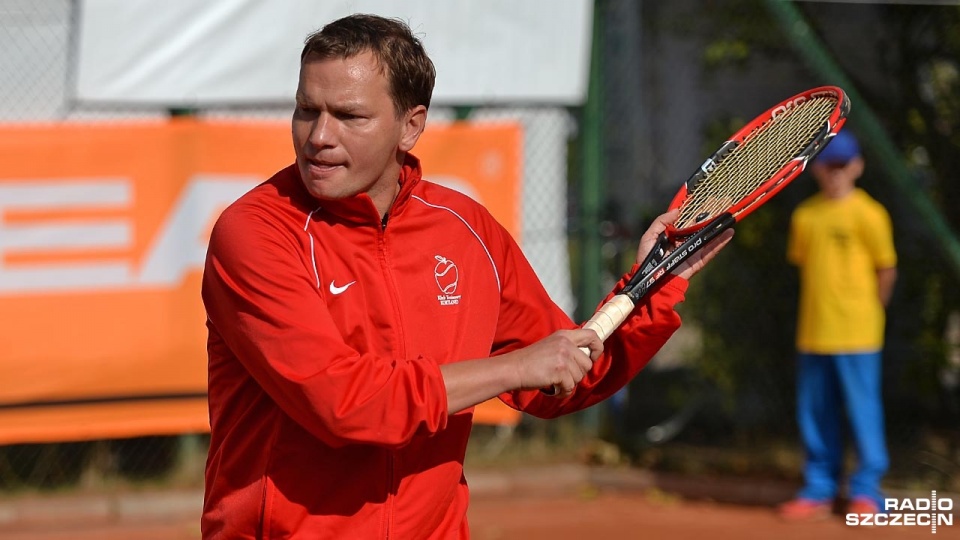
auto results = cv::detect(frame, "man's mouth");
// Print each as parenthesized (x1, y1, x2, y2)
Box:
(307, 159, 343, 174)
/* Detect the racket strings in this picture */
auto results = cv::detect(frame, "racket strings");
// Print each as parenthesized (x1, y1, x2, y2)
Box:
(676, 97, 837, 229)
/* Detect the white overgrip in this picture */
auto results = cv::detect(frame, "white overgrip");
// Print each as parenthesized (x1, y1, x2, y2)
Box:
(578, 294, 636, 355)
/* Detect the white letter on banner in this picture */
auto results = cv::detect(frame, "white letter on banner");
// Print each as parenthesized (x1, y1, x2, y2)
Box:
(0, 180, 132, 294)
(136, 175, 258, 286)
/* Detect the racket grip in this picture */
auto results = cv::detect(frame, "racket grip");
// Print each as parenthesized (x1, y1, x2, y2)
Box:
(577, 294, 636, 355)
(542, 295, 635, 397)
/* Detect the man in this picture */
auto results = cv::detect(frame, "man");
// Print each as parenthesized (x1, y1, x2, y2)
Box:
(201, 13, 731, 538)
(779, 129, 897, 520)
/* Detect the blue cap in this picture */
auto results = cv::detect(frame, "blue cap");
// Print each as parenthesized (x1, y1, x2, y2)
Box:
(815, 129, 860, 165)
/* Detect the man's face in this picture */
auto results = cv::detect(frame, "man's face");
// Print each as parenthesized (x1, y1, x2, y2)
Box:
(811, 156, 863, 199)
(292, 51, 421, 205)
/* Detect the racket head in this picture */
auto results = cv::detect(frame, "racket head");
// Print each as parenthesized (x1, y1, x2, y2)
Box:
(666, 86, 850, 238)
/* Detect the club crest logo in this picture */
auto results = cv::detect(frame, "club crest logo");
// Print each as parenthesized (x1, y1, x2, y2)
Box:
(434, 255, 461, 306)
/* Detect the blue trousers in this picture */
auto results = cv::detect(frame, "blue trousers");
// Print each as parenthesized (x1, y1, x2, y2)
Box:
(796, 352, 888, 508)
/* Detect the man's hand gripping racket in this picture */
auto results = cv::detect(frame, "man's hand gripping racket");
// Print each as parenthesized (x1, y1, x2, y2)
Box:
(547, 86, 850, 395)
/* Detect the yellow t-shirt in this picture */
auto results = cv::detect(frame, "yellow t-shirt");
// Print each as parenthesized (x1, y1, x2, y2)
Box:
(787, 188, 897, 353)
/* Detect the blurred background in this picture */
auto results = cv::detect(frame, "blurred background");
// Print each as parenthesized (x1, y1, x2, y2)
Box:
(1, 0, 958, 531)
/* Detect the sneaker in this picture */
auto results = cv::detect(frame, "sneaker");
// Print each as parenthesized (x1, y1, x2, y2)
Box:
(847, 496, 880, 515)
(778, 498, 832, 521)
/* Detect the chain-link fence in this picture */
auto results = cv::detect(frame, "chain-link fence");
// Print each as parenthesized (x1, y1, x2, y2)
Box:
(2, 0, 959, 496)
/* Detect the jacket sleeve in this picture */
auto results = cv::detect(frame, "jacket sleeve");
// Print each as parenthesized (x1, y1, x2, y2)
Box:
(488, 226, 686, 418)
(202, 207, 448, 449)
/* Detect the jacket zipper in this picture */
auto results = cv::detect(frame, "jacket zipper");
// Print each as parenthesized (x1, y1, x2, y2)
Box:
(258, 475, 269, 540)
(378, 216, 406, 354)
(378, 219, 404, 539)
(386, 452, 395, 539)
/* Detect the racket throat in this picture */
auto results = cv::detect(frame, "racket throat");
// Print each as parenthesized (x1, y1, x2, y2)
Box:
(638, 232, 670, 277)
(626, 213, 735, 302)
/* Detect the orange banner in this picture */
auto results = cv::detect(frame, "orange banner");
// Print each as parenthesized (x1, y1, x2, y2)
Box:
(0, 119, 522, 444)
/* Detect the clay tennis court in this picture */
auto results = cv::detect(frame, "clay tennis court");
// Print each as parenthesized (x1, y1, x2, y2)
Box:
(0, 465, 949, 539)
(0, 491, 943, 540)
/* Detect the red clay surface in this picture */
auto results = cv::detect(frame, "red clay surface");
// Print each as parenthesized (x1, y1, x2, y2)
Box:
(469, 492, 943, 539)
(1, 490, 946, 539)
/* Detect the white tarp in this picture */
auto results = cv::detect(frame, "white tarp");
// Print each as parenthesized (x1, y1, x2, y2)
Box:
(75, 0, 592, 106)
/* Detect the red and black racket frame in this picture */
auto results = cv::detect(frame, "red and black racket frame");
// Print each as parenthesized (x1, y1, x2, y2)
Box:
(622, 86, 851, 303)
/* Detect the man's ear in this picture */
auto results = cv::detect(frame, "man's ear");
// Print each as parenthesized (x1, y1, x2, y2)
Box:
(399, 105, 427, 152)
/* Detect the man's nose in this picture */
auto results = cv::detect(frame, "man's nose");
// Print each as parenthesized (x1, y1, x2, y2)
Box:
(310, 114, 338, 148)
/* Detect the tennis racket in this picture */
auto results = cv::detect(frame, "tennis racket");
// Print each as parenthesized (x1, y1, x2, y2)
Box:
(580, 85, 850, 356)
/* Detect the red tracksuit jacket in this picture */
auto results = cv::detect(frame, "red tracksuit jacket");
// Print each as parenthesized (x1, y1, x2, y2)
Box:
(201, 155, 687, 538)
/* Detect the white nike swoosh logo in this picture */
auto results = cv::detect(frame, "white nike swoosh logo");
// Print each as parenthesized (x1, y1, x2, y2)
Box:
(329, 280, 356, 295)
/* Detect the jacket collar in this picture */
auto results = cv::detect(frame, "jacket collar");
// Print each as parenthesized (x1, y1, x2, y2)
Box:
(295, 153, 423, 226)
